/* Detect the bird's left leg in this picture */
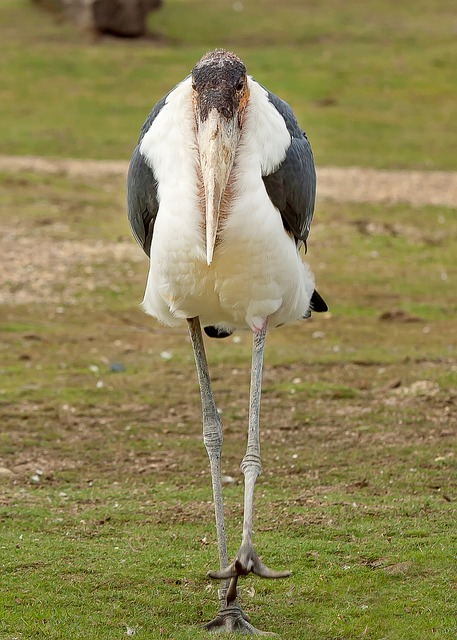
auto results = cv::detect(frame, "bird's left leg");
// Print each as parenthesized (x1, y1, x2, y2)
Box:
(209, 320, 290, 603)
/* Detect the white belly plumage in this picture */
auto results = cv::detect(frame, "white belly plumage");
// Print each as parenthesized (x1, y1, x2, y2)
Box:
(142, 188, 315, 332)
(139, 76, 315, 332)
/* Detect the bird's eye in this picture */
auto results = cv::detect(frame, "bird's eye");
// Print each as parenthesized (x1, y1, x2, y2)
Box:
(236, 79, 244, 92)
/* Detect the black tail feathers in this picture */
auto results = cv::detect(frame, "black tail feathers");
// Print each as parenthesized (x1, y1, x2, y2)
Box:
(205, 290, 327, 338)
(204, 325, 234, 339)
(310, 290, 328, 313)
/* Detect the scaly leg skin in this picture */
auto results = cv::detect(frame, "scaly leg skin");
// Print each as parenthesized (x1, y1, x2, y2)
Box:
(188, 318, 273, 634)
(187, 318, 229, 573)
(207, 321, 290, 634)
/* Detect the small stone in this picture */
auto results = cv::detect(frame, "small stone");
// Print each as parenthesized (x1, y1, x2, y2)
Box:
(109, 362, 125, 373)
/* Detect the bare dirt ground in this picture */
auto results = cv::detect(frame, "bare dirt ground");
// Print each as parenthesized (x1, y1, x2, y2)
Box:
(1, 154, 456, 206)
(1, 155, 455, 307)
(1, 155, 455, 515)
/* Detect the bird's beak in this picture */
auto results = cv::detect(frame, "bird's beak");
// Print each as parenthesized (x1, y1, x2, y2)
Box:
(197, 109, 240, 265)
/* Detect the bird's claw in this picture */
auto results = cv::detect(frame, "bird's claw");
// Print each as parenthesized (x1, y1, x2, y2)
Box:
(203, 602, 278, 635)
(208, 544, 291, 580)
(208, 543, 291, 603)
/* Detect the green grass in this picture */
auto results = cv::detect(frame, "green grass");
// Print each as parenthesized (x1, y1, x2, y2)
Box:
(0, 0, 456, 168)
(1, 482, 455, 639)
(1, 170, 456, 638)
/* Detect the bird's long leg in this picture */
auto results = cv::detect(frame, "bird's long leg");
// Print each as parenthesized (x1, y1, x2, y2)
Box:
(187, 317, 229, 579)
(188, 317, 276, 635)
(209, 321, 290, 603)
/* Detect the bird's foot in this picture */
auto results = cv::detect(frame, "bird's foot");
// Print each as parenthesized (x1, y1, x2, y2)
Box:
(203, 601, 277, 635)
(208, 542, 291, 603)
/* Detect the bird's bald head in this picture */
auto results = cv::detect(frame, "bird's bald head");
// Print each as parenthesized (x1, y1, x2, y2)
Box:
(191, 49, 249, 124)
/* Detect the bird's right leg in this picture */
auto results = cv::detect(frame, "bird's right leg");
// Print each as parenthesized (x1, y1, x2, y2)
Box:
(187, 317, 229, 580)
(186, 317, 233, 618)
(187, 317, 273, 634)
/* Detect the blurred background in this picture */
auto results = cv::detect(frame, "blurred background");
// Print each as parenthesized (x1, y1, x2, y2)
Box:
(1, 0, 455, 167)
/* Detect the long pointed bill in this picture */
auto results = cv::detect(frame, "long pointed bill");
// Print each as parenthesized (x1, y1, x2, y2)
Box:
(197, 109, 240, 265)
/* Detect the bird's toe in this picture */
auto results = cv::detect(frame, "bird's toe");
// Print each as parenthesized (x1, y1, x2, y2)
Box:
(208, 544, 291, 583)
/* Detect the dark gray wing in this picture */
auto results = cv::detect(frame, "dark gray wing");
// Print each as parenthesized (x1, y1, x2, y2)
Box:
(126, 93, 168, 257)
(261, 88, 316, 248)
(127, 147, 159, 257)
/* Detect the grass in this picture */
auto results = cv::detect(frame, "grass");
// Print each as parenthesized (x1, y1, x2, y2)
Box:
(2, 484, 455, 639)
(0, 0, 456, 168)
(0, 169, 456, 639)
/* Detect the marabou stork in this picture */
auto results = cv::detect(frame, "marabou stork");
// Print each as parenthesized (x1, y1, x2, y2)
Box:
(127, 49, 327, 634)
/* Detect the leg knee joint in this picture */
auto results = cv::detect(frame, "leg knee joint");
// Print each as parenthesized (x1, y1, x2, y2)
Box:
(240, 453, 262, 478)
(203, 429, 223, 454)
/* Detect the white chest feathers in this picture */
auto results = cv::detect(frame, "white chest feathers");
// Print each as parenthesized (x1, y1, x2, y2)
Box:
(139, 77, 315, 331)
